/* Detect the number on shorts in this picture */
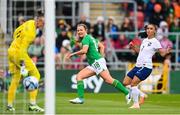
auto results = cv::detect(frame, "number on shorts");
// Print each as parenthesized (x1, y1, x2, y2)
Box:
(94, 62, 101, 69)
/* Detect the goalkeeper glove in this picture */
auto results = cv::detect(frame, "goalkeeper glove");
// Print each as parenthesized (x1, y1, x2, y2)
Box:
(20, 60, 28, 77)
(20, 66, 28, 77)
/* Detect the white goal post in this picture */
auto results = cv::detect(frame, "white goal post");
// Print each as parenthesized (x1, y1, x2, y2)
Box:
(45, 0, 55, 114)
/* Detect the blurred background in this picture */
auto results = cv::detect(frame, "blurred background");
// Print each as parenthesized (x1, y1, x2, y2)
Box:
(0, 0, 180, 114)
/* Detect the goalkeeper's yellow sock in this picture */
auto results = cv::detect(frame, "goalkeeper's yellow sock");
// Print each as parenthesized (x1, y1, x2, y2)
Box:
(29, 71, 40, 105)
(29, 89, 38, 105)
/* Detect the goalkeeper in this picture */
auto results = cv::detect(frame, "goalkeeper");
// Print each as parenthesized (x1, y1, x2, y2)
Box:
(6, 11, 44, 112)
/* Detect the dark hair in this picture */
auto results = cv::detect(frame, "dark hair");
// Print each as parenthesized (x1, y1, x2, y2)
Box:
(145, 24, 158, 37)
(35, 9, 44, 17)
(144, 24, 157, 31)
(138, 30, 147, 38)
(138, 24, 158, 38)
(77, 24, 88, 31)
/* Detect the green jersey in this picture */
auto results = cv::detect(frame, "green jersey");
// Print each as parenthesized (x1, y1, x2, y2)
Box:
(81, 34, 102, 65)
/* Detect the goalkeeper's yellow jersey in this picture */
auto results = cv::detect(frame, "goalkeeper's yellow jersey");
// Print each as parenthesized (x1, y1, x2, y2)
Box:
(9, 20, 36, 53)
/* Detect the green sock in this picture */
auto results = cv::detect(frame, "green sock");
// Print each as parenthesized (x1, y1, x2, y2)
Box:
(77, 80, 84, 99)
(112, 79, 129, 95)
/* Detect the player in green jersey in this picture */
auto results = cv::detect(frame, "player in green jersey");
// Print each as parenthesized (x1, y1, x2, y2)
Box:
(66, 24, 131, 104)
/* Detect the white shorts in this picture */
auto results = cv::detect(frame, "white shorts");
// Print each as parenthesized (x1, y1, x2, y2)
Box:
(87, 58, 107, 75)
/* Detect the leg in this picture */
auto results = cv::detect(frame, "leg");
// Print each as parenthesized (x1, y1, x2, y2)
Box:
(123, 76, 133, 104)
(7, 51, 22, 111)
(8, 61, 21, 107)
(124, 76, 147, 105)
(138, 89, 148, 105)
(123, 76, 132, 95)
(76, 67, 95, 98)
(130, 67, 152, 108)
(7, 57, 21, 111)
(76, 66, 96, 81)
(70, 67, 95, 104)
(24, 56, 40, 105)
(123, 76, 132, 86)
(130, 76, 141, 109)
(99, 70, 129, 95)
(99, 70, 131, 104)
(123, 67, 140, 96)
(24, 56, 44, 112)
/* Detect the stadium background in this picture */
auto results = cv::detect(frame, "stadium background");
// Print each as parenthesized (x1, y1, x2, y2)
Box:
(0, 0, 180, 114)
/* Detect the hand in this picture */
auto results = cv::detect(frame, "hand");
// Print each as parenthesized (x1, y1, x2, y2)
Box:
(129, 41, 135, 49)
(166, 46, 172, 54)
(65, 53, 73, 60)
(20, 66, 28, 77)
(129, 42, 136, 50)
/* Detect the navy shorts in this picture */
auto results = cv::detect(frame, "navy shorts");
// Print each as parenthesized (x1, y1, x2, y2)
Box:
(127, 66, 152, 81)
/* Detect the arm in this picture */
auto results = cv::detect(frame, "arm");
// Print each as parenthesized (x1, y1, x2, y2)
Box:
(129, 42, 140, 53)
(98, 42, 105, 57)
(158, 47, 171, 57)
(67, 45, 89, 58)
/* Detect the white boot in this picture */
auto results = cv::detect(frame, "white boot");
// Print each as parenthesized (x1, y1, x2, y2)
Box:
(69, 98, 84, 104)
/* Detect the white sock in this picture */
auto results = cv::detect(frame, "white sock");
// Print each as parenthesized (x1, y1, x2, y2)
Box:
(30, 101, 36, 105)
(126, 85, 131, 89)
(126, 85, 132, 97)
(131, 86, 140, 104)
(8, 104, 13, 107)
(137, 88, 145, 97)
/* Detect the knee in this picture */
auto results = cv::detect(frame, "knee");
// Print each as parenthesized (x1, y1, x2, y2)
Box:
(30, 71, 40, 81)
(76, 73, 83, 81)
(104, 78, 113, 84)
(123, 76, 132, 86)
(36, 73, 40, 81)
(123, 81, 129, 86)
(130, 82, 137, 87)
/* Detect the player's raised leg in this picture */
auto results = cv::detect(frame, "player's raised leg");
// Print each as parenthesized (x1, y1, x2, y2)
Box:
(99, 70, 131, 104)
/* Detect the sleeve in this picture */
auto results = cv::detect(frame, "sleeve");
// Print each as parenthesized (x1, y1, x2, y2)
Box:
(154, 39, 162, 50)
(95, 38, 99, 44)
(81, 35, 90, 46)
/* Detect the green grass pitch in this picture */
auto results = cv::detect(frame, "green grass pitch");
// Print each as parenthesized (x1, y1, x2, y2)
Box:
(0, 93, 180, 114)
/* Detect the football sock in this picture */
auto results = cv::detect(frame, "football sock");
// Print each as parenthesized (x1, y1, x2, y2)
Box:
(137, 88, 145, 97)
(126, 85, 131, 89)
(131, 86, 139, 104)
(7, 104, 13, 107)
(126, 85, 132, 97)
(77, 80, 84, 99)
(30, 89, 38, 104)
(112, 79, 129, 95)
